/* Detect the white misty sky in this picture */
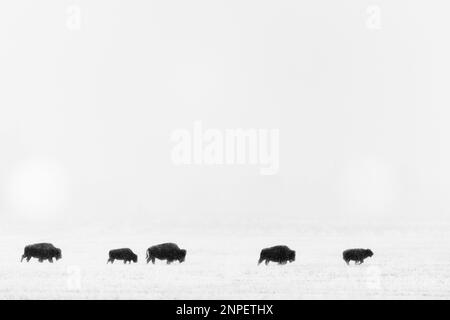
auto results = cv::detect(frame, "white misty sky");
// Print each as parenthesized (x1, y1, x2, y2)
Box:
(0, 1, 449, 227)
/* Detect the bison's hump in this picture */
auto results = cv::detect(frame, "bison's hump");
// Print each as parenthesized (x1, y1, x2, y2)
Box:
(264, 245, 291, 251)
(110, 248, 133, 253)
(27, 243, 57, 249)
(149, 243, 180, 250)
(343, 248, 365, 254)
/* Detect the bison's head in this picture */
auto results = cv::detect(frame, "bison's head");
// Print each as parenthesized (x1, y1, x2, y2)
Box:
(55, 248, 62, 260)
(288, 250, 296, 263)
(366, 249, 374, 257)
(178, 249, 187, 263)
(132, 253, 138, 263)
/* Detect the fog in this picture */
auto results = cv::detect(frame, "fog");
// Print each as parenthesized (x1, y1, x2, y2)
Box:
(0, 1, 449, 232)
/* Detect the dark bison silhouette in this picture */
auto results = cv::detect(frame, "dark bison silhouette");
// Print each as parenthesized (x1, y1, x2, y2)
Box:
(21, 243, 62, 263)
(146, 243, 186, 264)
(107, 248, 138, 264)
(258, 245, 295, 265)
(343, 248, 374, 265)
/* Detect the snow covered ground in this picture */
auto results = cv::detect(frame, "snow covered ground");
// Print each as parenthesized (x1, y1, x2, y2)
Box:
(0, 220, 449, 299)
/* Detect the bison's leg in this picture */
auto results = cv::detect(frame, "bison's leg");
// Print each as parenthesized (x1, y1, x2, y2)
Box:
(21, 255, 26, 262)
(265, 260, 269, 265)
(258, 258, 263, 265)
(123, 260, 127, 264)
(166, 259, 172, 265)
(152, 258, 155, 264)
(26, 256, 31, 262)
(38, 258, 43, 263)
(48, 257, 53, 263)
(107, 258, 114, 264)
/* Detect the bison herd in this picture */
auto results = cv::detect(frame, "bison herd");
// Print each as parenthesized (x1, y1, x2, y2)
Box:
(20, 243, 374, 266)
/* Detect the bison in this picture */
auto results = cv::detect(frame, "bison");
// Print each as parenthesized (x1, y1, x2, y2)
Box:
(107, 248, 138, 264)
(146, 243, 186, 264)
(21, 243, 62, 263)
(258, 245, 295, 265)
(343, 248, 374, 265)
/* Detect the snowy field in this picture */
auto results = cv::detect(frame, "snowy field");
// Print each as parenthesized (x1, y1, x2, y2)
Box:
(0, 219, 449, 299)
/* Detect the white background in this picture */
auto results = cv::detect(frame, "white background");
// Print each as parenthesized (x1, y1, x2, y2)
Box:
(0, 1, 449, 299)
